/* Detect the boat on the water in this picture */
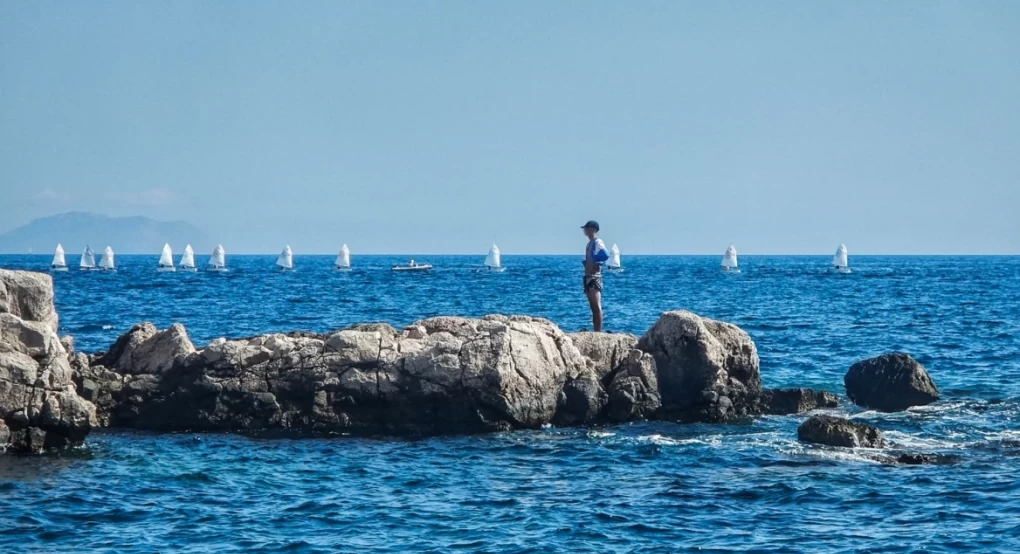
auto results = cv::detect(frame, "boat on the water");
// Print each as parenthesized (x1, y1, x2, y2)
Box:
(832, 243, 851, 273)
(335, 244, 351, 271)
(392, 259, 432, 272)
(99, 246, 116, 271)
(485, 244, 504, 272)
(607, 243, 623, 272)
(180, 244, 197, 271)
(50, 244, 67, 272)
(158, 243, 176, 272)
(277, 245, 294, 271)
(722, 245, 740, 272)
(79, 246, 96, 271)
(208, 244, 228, 272)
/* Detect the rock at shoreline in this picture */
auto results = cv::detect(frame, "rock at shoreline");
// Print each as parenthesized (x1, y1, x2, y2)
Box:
(760, 388, 839, 415)
(844, 353, 939, 412)
(0, 270, 96, 454)
(93, 322, 196, 375)
(638, 310, 760, 421)
(797, 415, 885, 448)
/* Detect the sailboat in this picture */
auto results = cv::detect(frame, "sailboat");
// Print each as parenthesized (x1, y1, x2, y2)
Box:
(335, 244, 351, 271)
(180, 245, 197, 271)
(722, 245, 740, 272)
(158, 243, 176, 272)
(485, 243, 504, 272)
(49, 244, 68, 272)
(208, 244, 227, 272)
(607, 244, 623, 272)
(277, 245, 294, 271)
(99, 246, 116, 271)
(80, 246, 96, 271)
(832, 243, 851, 273)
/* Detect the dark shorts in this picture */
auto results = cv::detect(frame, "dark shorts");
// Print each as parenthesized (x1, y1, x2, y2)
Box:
(584, 273, 603, 294)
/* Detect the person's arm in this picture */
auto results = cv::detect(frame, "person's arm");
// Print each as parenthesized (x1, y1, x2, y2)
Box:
(591, 239, 610, 264)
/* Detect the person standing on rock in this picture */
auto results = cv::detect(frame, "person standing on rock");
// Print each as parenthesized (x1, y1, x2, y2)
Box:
(581, 220, 609, 332)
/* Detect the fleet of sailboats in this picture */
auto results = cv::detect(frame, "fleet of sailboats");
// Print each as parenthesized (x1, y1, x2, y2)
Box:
(158, 243, 176, 272)
(484, 244, 503, 272)
(277, 245, 294, 271)
(722, 245, 739, 272)
(50, 244, 67, 272)
(32, 242, 862, 274)
(180, 245, 197, 271)
(335, 244, 351, 271)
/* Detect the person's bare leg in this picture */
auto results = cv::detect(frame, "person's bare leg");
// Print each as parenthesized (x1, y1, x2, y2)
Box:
(586, 289, 603, 332)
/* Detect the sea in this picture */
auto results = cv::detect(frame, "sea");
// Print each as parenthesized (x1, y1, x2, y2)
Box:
(1, 254, 1018, 553)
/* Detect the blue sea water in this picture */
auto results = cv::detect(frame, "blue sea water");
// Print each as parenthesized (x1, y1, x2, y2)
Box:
(1, 254, 1019, 553)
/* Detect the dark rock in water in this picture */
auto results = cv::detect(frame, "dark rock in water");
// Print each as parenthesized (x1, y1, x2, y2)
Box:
(605, 349, 661, 422)
(760, 388, 839, 415)
(797, 415, 885, 448)
(638, 310, 760, 421)
(0, 270, 96, 454)
(844, 353, 939, 412)
(895, 453, 950, 465)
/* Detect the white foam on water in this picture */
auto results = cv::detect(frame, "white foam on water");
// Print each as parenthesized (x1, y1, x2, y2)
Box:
(882, 430, 964, 450)
(636, 434, 723, 447)
(102, 325, 113, 330)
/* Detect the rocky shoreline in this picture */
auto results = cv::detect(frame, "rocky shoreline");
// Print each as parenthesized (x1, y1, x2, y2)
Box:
(2, 269, 940, 459)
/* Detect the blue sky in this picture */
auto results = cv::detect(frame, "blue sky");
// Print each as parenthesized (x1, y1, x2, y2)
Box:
(1, 1, 1018, 254)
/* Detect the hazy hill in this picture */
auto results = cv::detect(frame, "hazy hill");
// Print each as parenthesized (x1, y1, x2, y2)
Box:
(0, 212, 211, 254)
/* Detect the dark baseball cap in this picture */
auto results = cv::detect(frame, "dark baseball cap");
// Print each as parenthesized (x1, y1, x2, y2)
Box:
(581, 220, 600, 231)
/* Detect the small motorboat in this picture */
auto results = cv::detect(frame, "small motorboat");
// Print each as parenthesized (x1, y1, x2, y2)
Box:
(392, 259, 432, 272)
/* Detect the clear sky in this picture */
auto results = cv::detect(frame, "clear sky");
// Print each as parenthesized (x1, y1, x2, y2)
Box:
(1, 1, 1018, 254)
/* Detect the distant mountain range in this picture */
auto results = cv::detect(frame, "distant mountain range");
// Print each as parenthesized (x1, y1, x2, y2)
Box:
(0, 212, 211, 254)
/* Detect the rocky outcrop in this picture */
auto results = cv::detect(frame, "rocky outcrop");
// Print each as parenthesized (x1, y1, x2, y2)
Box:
(0, 271, 95, 454)
(638, 310, 760, 421)
(759, 388, 839, 415)
(797, 415, 885, 448)
(844, 353, 939, 412)
(93, 322, 196, 375)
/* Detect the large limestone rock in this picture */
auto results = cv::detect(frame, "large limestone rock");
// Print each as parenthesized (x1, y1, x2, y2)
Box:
(638, 310, 760, 421)
(85, 315, 590, 434)
(797, 415, 885, 448)
(844, 353, 939, 412)
(94, 322, 196, 375)
(0, 270, 95, 454)
(0, 269, 59, 333)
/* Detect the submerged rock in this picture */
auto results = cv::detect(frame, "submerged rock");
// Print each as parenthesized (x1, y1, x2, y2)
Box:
(797, 414, 885, 448)
(760, 388, 839, 415)
(844, 353, 939, 412)
(0, 270, 96, 454)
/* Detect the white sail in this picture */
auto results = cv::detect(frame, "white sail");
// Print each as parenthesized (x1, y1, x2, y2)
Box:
(608, 244, 622, 269)
(100, 246, 116, 270)
(51, 244, 66, 268)
(80, 246, 96, 269)
(485, 244, 501, 268)
(277, 245, 293, 269)
(180, 244, 196, 269)
(722, 245, 738, 269)
(158, 243, 175, 268)
(833, 243, 849, 269)
(335, 244, 351, 269)
(209, 244, 226, 269)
